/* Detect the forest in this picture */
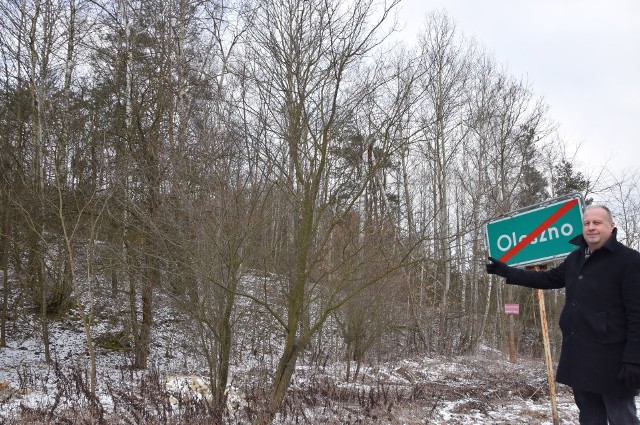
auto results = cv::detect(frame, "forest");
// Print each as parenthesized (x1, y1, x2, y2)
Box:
(1, 0, 640, 423)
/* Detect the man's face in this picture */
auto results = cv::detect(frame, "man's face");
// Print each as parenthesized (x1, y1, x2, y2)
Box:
(582, 207, 615, 250)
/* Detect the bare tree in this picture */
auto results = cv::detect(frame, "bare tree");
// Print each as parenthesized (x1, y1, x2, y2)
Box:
(237, 0, 425, 420)
(407, 11, 475, 354)
(0, 0, 81, 363)
(604, 170, 640, 250)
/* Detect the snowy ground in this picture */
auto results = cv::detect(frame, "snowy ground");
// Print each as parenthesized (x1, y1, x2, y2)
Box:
(0, 319, 581, 424)
(0, 300, 595, 424)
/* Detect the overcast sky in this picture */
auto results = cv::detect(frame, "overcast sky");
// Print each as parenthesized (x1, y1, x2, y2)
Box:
(395, 0, 640, 175)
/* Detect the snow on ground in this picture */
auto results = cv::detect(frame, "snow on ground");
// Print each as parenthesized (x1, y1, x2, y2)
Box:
(0, 300, 614, 424)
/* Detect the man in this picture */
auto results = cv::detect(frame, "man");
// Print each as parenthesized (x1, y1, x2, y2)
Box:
(487, 205, 640, 424)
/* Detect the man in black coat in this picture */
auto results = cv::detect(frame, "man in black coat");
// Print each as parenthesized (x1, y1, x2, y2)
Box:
(487, 205, 640, 424)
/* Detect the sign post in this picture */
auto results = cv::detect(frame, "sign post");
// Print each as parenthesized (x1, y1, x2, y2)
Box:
(505, 303, 520, 363)
(535, 267, 559, 425)
(485, 193, 584, 425)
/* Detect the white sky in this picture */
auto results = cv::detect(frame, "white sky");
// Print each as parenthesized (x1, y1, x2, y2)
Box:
(395, 0, 640, 175)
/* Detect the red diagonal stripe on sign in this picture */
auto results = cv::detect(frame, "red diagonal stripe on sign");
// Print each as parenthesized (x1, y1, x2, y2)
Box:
(499, 198, 579, 263)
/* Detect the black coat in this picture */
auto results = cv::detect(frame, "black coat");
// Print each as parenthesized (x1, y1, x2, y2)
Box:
(505, 228, 640, 394)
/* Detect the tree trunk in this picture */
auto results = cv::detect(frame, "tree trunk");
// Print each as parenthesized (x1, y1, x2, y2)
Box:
(0, 200, 10, 347)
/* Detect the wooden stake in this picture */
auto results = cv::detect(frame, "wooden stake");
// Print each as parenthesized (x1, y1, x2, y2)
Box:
(508, 314, 517, 363)
(535, 264, 559, 425)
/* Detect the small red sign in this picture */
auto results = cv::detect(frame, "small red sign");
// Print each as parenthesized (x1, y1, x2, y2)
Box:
(504, 304, 520, 315)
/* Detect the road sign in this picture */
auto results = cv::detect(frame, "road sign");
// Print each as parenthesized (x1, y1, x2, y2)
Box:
(504, 304, 520, 315)
(485, 193, 585, 267)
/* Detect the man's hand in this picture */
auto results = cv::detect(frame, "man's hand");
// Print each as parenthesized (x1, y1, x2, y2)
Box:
(486, 257, 509, 278)
(619, 363, 640, 388)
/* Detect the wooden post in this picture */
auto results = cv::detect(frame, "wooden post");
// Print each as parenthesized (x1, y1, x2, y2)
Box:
(508, 314, 517, 363)
(535, 264, 559, 425)
(507, 285, 517, 363)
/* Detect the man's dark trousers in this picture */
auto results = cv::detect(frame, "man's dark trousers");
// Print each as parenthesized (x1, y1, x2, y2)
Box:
(573, 387, 640, 424)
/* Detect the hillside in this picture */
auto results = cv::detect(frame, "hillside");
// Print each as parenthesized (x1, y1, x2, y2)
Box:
(0, 300, 582, 424)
